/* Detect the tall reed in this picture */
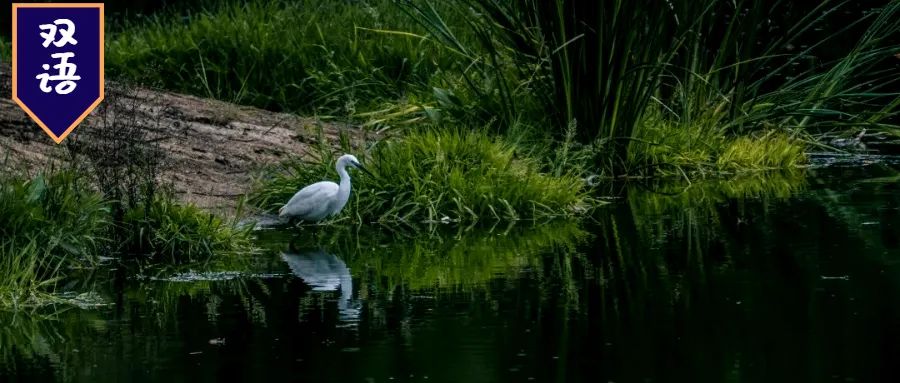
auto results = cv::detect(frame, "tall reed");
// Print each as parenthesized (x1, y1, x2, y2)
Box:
(399, 0, 900, 174)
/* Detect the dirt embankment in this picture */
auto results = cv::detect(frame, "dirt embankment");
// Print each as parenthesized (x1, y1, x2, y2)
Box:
(0, 63, 371, 213)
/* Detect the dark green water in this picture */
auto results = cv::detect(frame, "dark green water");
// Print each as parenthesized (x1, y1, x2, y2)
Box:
(2, 161, 899, 382)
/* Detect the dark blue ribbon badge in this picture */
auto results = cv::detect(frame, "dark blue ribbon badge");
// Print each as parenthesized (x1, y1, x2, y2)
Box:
(12, 3, 104, 144)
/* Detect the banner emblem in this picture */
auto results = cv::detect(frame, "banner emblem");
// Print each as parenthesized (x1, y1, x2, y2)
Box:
(12, 3, 104, 144)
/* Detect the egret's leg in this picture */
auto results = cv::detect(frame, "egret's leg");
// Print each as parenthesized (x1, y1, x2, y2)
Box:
(290, 218, 306, 229)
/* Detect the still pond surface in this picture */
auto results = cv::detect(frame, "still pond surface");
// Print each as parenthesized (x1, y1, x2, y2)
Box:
(2, 158, 899, 382)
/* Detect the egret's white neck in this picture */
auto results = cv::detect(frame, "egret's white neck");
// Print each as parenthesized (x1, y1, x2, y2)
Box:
(332, 159, 353, 215)
(336, 160, 351, 188)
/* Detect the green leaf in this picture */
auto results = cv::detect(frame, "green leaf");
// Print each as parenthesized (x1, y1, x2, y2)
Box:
(26, 175, 47, 204)
(432, 87, 462, 109)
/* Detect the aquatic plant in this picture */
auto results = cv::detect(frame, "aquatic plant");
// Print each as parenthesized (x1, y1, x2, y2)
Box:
(0, 170, 109, 260)
(122, 195, 256, 263)
(0, 170, 109, 308)
(0, 172, 254, 306)
(0, 239, 63, 308)
(0, 166, 253, 307)
(716, 133, 807, 171)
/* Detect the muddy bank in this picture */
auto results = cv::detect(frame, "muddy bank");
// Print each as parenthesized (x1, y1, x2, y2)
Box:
(0, 63, 372, 213)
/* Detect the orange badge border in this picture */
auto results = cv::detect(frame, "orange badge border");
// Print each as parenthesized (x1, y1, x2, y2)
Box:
(12, 3, 105, 144)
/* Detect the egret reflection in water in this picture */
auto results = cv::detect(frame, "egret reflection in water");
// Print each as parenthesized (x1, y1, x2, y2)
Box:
(281, 247, 360, 323)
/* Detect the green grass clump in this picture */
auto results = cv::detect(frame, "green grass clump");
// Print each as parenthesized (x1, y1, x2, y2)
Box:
(0, 171, 109, 259)
(627, 108, 727, 175)
(626, 106, 807, 175)
(0, 169, 253, 264)
(0, 171, 108, 307)
(0, 239, 61, 308)
(250, 128, 591, 224)
(0, 169, 255, 308)
(122, 196, 255, 263)
(106, 0, 459, 117)
(716, 133, 807, 171)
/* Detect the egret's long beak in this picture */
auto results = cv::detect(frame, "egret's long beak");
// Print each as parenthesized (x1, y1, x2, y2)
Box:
(354, 162, 375, 177)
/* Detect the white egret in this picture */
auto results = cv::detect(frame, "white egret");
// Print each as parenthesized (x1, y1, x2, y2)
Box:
(278, 154, 373, 223)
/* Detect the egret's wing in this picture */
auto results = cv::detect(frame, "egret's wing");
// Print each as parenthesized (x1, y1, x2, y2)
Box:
(278, 181, 339, 219)
(281, 249, 349, 291)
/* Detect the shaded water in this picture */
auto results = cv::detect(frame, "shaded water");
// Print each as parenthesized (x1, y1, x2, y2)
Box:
(2, 161, 900, 382)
